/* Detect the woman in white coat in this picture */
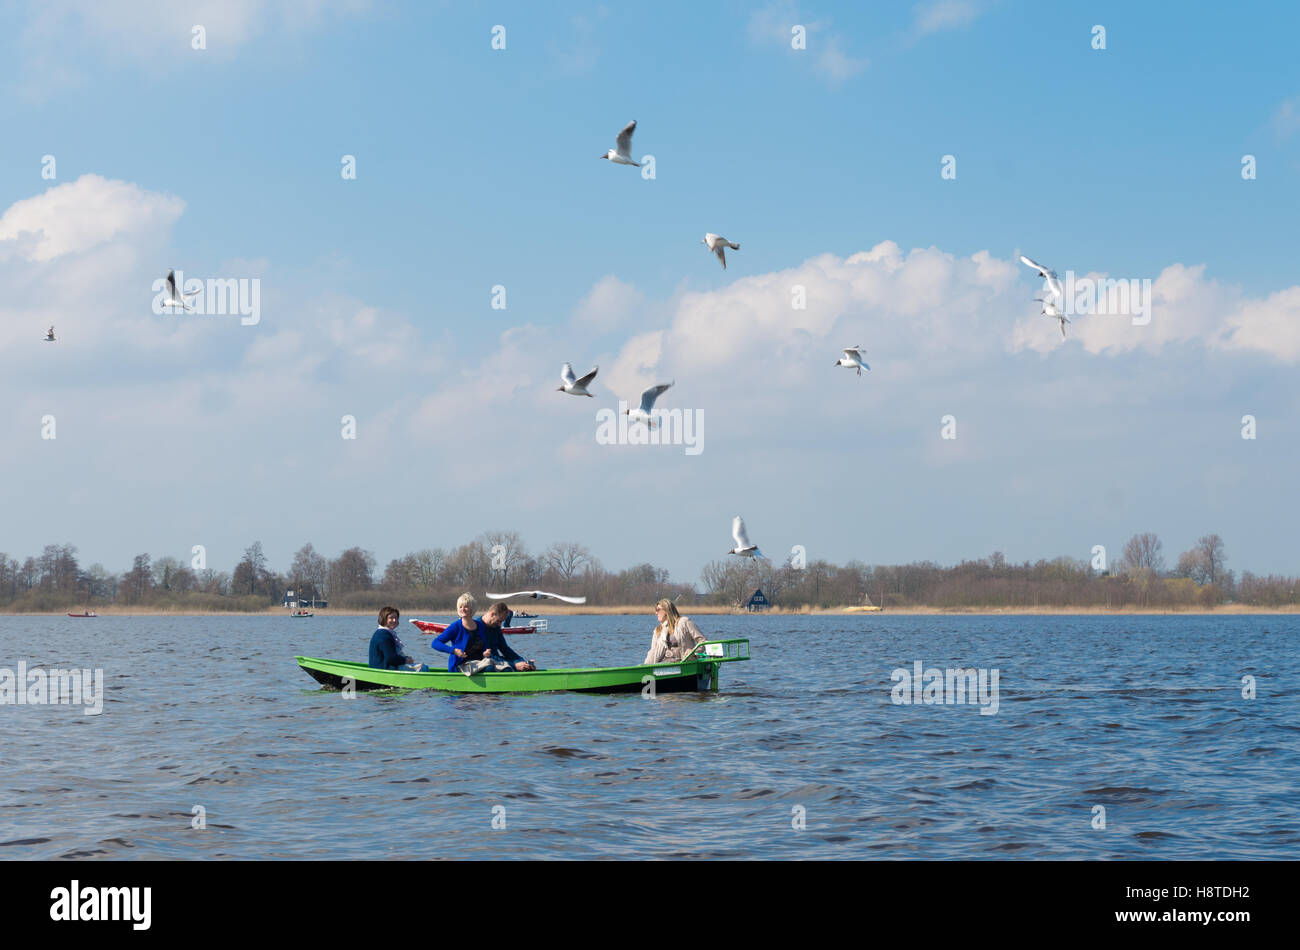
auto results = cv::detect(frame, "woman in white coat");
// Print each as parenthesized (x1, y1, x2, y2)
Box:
(643, 598, 707, 664)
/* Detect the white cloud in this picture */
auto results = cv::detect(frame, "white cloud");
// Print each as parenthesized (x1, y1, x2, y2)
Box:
(0, 174, 185, 263)
(913, 0, 981, 36)
(1217, 286, 1300, 363)
(748, 3, 867, 85)
(813, 38, 868, 83)
(1273, 96, 1300, 139)
(571, 275, 646, 333)
(14, 0, 372, 98)
(548, 7, 609, 75)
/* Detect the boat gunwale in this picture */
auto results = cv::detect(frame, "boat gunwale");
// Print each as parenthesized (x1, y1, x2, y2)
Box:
(295, 638, 749, 692)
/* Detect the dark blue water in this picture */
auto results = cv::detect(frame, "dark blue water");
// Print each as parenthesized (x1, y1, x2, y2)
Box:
(1, 613, 1296, 859)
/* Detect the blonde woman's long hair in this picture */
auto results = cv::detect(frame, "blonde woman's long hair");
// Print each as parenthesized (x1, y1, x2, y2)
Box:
(655, 598, 681, 640)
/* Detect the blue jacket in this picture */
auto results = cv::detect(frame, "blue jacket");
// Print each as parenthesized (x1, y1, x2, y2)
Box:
(430, 618, 485, 671)
(369, 627, 410, 669)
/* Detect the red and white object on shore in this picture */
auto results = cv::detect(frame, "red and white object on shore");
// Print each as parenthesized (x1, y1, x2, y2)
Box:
(409, 618, 538, 636)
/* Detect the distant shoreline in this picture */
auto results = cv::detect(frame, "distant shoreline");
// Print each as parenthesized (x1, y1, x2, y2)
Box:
(11, 604, 1300, 617)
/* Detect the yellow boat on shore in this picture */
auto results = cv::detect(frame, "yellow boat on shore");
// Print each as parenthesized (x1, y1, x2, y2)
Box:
(843, 605, 882, 613)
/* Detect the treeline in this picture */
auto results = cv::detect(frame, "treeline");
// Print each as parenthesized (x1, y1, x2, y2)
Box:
(1, 531, 1296, 612)
(0, 535, 687, 612)
(701, 532, 1299, 609)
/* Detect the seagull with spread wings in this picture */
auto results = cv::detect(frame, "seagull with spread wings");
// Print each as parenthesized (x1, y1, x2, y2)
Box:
(1020, 255, 1064, 303)
(702, 233, 740, 269)
(485, 590, 588, 604)
(834, 346, 870, 377)
(161, 269, 200, 312)
(728, 516, 765, 558)
(600, 120, 640, 166)
(624, 381, 674, 429)
(1036, 295, 1070, 339)
(558, 362, 599, 397)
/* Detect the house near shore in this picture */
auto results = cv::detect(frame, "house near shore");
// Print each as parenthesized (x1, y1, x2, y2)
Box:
(745, 588, 769, 612)
(282, 590, 328, 609)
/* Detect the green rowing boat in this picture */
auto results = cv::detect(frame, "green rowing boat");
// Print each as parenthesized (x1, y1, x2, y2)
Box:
(296, 638, 750, 694)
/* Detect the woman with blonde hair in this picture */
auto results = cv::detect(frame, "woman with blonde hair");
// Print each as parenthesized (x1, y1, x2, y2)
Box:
(643, 598, 707, 665)
(431, 593, 490, 673)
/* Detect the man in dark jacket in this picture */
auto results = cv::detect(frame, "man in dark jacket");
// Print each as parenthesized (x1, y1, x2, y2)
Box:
(480, 602, 536, 671)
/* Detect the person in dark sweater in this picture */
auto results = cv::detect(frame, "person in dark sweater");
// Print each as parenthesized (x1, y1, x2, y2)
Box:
(480, 602, 536, 671)
(369, 605, 426, 671)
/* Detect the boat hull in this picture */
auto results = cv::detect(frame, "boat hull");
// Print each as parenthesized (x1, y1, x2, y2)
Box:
(410, 619, 537, 636)
(296, 655, 725, 694)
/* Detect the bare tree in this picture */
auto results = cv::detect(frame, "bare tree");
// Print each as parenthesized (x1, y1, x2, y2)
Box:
(543, 542, 593, 584)
(120, 554, 153, 605)
(444, 541, 490, 590)
(481, 530, 528, 589)
(410, 548, 446, 589)
(1120, 532, 1165, 575)
(329, 547, 376, 596)
(291, 543, 329, 600)
(1195, 534, 1227, 587)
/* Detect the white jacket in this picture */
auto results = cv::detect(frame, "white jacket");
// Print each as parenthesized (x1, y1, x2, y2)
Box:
(642, 616, 706, 664)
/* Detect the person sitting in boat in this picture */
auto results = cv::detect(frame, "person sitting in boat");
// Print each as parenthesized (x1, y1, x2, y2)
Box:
(480, 602, 536, 672)
(643, 598, 707, 664)
(369, 605, 426, 671)
(430, 593, 493, 673)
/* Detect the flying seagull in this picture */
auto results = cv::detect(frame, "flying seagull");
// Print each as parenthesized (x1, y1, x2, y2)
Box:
(624, 381, 674, 428)
(600, 120, 640, 166)
(162, 269, 200, 312)
(1036, 296, 1070, 339)
(728, 515, 765, 558)
(558, 362, 599, 397)
(1020, 255, 1063, 302)
(485, 590, 588, 604)
(835, 346, 870, 377)
(43, 325, 56, 342)
(702, 233, 740, 269)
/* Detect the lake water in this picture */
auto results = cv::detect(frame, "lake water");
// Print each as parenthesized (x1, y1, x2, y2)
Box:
(1, 613, 1296, 859)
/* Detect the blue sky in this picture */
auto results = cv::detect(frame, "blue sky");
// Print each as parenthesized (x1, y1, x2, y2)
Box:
(1, 1, 1298, 584)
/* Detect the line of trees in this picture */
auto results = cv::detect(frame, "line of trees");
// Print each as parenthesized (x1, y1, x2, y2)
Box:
(0, 534, 691, 612)
(700, 532, 1297, 609)
(0, 531, 1295, 612)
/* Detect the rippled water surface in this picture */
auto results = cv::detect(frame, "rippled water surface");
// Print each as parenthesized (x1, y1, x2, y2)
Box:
(1, 613, 1297, 859)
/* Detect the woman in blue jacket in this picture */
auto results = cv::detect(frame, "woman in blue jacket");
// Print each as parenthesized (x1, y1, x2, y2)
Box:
(430, 593, 489, 672)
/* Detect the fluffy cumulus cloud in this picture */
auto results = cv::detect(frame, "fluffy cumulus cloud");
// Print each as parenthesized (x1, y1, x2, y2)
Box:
(1217, 287, 1300, 363)
(571, 275, 647, 333)
(0, 174, 185, 263)
(7, 169, 1299, 577)
(644, 240, 1019, 376)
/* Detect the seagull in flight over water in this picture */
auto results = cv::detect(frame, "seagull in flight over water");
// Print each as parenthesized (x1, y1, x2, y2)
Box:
(600, 120, 640, 166)
(485, 590, 588, 604)
(702, 233, 740, 269)
(558, 362, 599, 397)
(835, 346, 870, 376)
(162, 269, 200, 312)
(728, 516, 765, 558)
(624, 381, 674, 428)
